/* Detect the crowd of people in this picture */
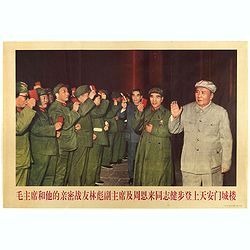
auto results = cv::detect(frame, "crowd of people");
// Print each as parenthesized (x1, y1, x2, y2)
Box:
(16, 80, 233, 187)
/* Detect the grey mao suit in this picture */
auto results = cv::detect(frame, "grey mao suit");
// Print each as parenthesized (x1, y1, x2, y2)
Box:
(168, 102, 233, 186)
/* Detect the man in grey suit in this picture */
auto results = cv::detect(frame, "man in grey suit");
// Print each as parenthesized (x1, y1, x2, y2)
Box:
(168, 80, 233, 186)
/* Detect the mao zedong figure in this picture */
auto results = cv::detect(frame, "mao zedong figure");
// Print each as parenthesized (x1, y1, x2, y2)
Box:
(168, 80, 233, 186)
(133, 87, 173, 186)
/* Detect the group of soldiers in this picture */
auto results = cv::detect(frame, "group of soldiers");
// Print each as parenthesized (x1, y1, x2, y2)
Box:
(16, 79, 233, 187)
(16, 81, 129, 186)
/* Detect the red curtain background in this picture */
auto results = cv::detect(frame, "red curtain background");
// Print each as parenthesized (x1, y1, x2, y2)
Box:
(16, 50, 237, 185)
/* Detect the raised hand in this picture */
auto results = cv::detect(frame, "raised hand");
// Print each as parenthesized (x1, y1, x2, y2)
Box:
(170, 101, 183, 118)
(54, 122, 63, 131)
(26, 98, 36, 109)
(72, 101, 80, 112)
(137, 102, 144, 112)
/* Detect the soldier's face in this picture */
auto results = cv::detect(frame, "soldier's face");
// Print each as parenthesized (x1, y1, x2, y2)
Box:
(58, 87, 69, 102)
(131, 91, 142, 105)
(40, 95, 49, 108)
(195, 87, 213, 107)
(150, 93, 163, 109)
(16, 93, 28, 108)
(78, 92, 89, 103)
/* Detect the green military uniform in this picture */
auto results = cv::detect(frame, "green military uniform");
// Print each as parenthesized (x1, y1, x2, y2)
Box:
(101, 102, 121, 166)
(16, 106, 36, 186)
(112, 111, 127, 163)
(29, 108, 59, 186)
(133, 105, 173, 186)
(48, 99, 80, 186)
(85, 99, 109, 185)
(68, 98, 96, 186)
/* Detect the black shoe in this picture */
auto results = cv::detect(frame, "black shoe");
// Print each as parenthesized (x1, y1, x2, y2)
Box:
(110, 161, 117, 164)
(128, 178, 133, 185)
(101, 165, 113, 169)
(95, 180, 104, 186)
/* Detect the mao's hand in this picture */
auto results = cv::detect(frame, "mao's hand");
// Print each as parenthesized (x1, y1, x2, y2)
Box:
(170, 101, 183, 118)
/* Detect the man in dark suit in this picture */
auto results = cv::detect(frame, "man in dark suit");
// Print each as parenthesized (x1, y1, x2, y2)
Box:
(125, 89, 143, 185)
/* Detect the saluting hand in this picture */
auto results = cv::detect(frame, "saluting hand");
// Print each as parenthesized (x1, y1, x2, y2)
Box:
(93, 133, 97, 140)
(26, 98, 36, 109)
(89, 90, 96, 100)
(72, 101, 80, 112)
(170, 101, 183, 118)
(54, 122, 62, 131)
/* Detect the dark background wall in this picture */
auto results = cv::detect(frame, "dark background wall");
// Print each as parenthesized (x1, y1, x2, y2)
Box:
(16, 50, 237, 185)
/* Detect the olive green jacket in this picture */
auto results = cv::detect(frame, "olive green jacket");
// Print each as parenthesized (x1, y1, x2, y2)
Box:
(133, 105, 172, 186)
(16, 106, 36, 168)
(105, 103, 121, 133)
(48, 100, 80, 152)
(91, 99, 109, 146)
(30, 109, 58, 156)
(75, 98, 96, 147)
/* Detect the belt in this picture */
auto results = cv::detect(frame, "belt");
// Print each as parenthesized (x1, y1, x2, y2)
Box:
(93, 127, 103, 132)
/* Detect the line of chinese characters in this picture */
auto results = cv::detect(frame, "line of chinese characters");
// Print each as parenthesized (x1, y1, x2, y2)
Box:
(16, 190, 237, 201)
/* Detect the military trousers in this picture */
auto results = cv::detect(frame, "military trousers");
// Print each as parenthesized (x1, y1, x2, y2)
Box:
(54, 150, 74, 186)
(85, 143, 103, 186)
(127, 141, 138, 179)
(28, 154, 58, 186)
(68, 146, 90, 186)
(182, 170, 223, 186)
(16, 165, 29, 186)
(102, 133, 115, 166)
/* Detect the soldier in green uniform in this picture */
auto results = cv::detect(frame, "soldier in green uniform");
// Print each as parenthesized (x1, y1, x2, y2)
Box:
(29, 88, 62, 186)
(85, 91, 110, 185)
(101, 93, 121, 168)
(16, 82, 36, 186)
(48, 83, 80, 186)
(133, 87, 173, 186)
(68, 85, 96, 186)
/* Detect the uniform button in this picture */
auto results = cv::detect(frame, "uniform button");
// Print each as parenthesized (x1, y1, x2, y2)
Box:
(199, 120, 202, 122)
(198, 129, 201, 132)
(196, 149, 199, 151)
(197, 138, 199, 141)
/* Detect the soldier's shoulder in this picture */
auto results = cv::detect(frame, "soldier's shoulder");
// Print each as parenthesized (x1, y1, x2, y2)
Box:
(48, 101, 60, 112)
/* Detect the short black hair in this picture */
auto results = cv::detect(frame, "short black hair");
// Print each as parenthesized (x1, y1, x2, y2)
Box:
(131, 89, 142, 96)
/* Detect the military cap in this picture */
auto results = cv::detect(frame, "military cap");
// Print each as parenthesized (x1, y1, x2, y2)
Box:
(195, 80, 217, 93)
(75, 85, 90, 98)
(16, 81, 28, 96)
(53, 83, 68, 95)
(36, 88, 47, 97)
(148, 87, 164, 97)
